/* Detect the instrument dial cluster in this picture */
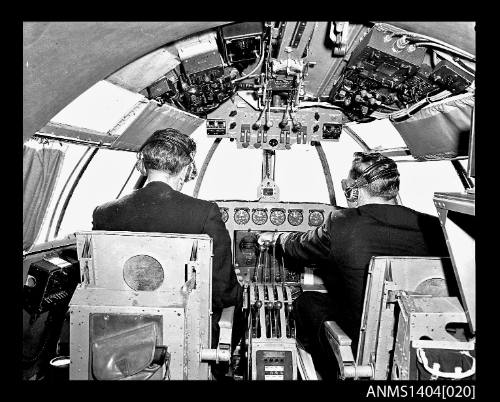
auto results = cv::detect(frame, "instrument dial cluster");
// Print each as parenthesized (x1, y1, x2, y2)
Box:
(270, 208, 286, 226)
(219, 203, 332, 229)
(287, 209, 304, 226)
(252, 209, 268, 225)
(234, 208, 250, 225)
(220, 207, 229, 223)
(308, 210, 324, 227)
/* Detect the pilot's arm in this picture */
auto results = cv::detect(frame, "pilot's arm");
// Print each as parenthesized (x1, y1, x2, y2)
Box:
(260, 212, 333, 266)
(203, 202, 242, 311)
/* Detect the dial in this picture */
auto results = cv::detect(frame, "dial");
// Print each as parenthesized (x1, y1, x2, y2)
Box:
(308, 210, 324, 226)
(252, 209, 268, 225)
(234, 208, 250, 225)
(288, 209, 304, 226)
(220, 207, 229, 223)
(270, 209, 286, 226)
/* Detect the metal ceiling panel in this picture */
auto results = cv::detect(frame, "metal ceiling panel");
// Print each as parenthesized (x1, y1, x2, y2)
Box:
(382, 21, 475, 56)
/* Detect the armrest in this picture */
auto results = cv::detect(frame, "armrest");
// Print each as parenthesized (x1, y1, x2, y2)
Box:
(218, 306, 235, 350)
(324, 321, 353, 347)
(324, 321, 373, 379)
(200, 306, 235, 364)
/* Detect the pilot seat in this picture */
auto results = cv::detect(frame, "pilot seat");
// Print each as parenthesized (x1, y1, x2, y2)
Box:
(322, 256, 475, 380)
(68, 231, 234, 380)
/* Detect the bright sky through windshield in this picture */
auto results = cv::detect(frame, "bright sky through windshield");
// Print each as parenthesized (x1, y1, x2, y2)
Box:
(34, 81, 466, 244)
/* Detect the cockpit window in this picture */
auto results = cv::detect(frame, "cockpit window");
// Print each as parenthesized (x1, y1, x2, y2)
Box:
(188, 133, 262, 201)
(34, 143, 89, 245)
(47, 148, 138, 241)
(320, 132, 364, 207)
(274, 146, 330, 204)
(397, 160, 465, 216)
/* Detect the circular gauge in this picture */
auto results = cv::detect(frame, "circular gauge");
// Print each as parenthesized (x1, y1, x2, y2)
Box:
(252, 209, 268, 225)
(288, 209, 304, 226)
(270, 209, 286, 226)
(308, 210, 324, 226)
(220, 208, 229, 223)
(234, 208, 250, 225)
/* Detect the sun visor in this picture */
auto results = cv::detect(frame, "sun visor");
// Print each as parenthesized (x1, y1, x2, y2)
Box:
(392, 94, 474, 160)
(106, 45, 180, 93)
(110, 102, 205, 151)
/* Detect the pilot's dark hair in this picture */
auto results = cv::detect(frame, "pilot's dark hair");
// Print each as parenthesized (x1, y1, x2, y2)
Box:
(349, 152, 400, 200)
(139, 128, 196, 176)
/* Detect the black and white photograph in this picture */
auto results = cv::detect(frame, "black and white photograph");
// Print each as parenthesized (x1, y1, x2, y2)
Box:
(22, 21, 476, 387)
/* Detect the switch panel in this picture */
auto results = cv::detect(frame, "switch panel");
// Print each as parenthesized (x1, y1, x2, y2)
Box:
(207, 97, 343, 149)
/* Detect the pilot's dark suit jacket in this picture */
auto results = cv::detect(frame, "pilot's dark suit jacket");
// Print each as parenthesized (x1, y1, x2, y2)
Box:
(92, 181, 241, 314)
(277, 204, 449, 365)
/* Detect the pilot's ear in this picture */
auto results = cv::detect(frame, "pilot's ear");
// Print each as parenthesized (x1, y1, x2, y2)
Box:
(135, 156, 147, 176)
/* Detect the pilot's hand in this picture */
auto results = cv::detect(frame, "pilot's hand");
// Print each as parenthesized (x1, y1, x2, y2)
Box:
(234, 268, 244, 286)
(257, 232, 279, 246)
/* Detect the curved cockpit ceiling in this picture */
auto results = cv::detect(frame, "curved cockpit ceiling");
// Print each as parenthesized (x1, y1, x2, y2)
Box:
(23, 21, 475, 152)
(23, 21, 230, 143)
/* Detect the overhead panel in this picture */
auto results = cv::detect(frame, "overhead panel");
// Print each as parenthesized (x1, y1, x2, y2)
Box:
(110, 102, 205, 151)
(275, 21, 317, 60)
(303, 22, 369, 98)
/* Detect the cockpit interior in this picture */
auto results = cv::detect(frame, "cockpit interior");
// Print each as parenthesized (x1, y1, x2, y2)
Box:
(23, 21, 476, 382)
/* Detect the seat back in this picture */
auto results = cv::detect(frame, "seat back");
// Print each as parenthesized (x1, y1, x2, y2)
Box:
(355, 256, 454, 379)
(69, 231, 213, 380)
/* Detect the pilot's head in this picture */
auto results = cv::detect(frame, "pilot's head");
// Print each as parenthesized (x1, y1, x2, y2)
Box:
(342, 152, 400, 206)
(137, 128, 197, 190)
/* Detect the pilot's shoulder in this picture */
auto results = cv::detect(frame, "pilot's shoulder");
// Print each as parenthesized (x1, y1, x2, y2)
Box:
(328, 206, 357, 221)
(93, 195, 129, 215)
(414, 208, 442, 226)
(176, 192, 219, 212)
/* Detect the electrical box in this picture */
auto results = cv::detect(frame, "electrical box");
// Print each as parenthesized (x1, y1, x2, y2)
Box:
(23, 252, 80, 316)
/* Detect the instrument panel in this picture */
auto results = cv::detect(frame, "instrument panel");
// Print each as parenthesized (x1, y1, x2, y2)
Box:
(218, 201, 332, 232)
(217, 200, 334, 291)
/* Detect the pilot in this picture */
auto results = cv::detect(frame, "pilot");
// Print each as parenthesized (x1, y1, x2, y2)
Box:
(92, 128, 243, 379)
(259, 151, 449, 379)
